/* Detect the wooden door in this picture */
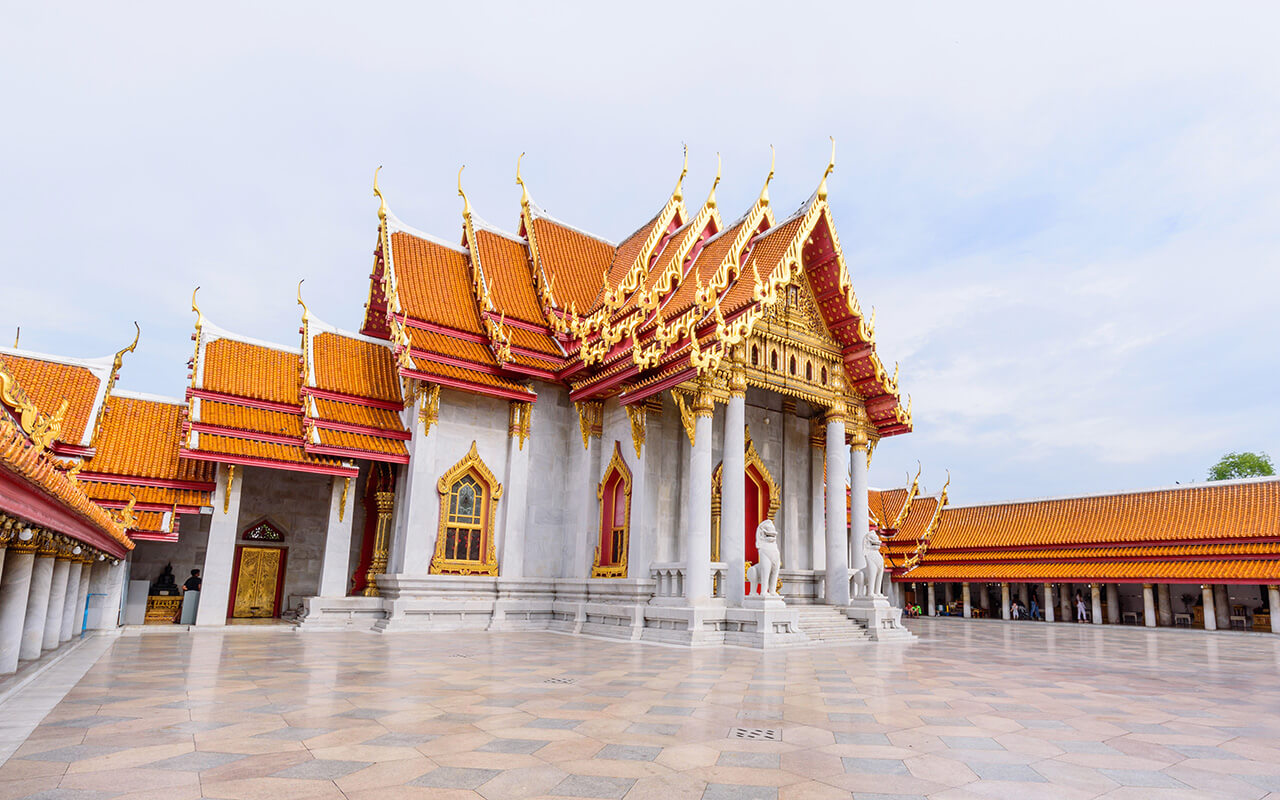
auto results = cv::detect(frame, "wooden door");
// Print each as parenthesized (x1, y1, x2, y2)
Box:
(230, 545, 286, 618)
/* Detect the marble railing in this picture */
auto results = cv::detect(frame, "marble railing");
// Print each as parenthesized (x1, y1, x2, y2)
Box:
(649, 562, 728, 602)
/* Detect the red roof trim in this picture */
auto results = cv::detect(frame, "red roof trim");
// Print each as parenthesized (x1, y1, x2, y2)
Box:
(398, 367, 536, 402)
(190, 422, 301, 448)
(303, 387, 402, 412)
(179, 448, 358, 477)
(188, 389, 299, 415)
(305, 443, 410, 465)
(77, 472, 217, 492)
(307, 418, 411, 440)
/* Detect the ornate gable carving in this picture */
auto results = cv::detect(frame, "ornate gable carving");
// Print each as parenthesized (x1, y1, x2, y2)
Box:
(742, 271, 846, 406)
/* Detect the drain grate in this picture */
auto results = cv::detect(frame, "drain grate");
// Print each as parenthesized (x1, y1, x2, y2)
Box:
(729, 727, 781, 741)
(450, 653, 474, 658)
(544, 677, 576, 684)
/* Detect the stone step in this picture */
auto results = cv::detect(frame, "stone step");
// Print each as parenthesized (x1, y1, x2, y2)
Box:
(793, 606, 872, 644)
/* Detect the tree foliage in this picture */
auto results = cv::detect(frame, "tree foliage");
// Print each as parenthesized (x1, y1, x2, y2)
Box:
(1208, 451, 1275, 481)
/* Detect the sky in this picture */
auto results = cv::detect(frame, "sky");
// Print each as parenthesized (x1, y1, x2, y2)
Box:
(2, 2, 1277, 505)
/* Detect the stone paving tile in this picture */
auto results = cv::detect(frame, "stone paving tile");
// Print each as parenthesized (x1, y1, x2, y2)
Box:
(552, 773, 637, 797)
(477, 737, 550, 754)
(146, 751, 248, 771)
(596, 744, 663, 761)
(271, 758, 373, 779)
(702, 783, 776, 799)
(409, 765, 502, 788)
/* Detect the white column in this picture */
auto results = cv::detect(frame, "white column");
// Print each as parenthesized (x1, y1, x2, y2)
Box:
(389, 394, 439, 574)
(1269, 586, 1279, 634)
(962, 583, 972, 617)
(1157, 584, 1173, 626)
(42, 556, 71, 651)
(684, 386, 714, 604)
(626, 409, 653, 578)
(86, 558, 125, 630)
(1202, 584, 1217, 631)
(1090, 584, 1103, 624)
(826, 411, 852, 606)
(927, 584, 936, 616)
(722, 388, 746, 606)
(72, 559, 91, 635)
(848, 435, 868, 578)
(0, 544, 36, 673)
(978, 584, 990, 611)
(21, 548, 55, 659)
(318, 475, 355, 596)
(569, 406, 601, 578)
(809, 426, 825, 572)
(500, 410, 532, 580)
(196, 463, 243, 626)
(1213, 585, 1230, 630)
(1143, 584, 1156, 628)
(1106, 583, 1120, 624)
(1001, 583, 1011, 619)
(1061, 583, 1073, 621)
(1018, 583, 1029, 607)
(58, 559, 83, 642)
(1044, 583, 1055, 622)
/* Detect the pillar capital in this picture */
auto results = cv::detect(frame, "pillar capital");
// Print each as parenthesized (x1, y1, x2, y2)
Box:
(727, 349, 747, 399)
(1142, 583, 1154, 590)
(693, 377, 715, 418)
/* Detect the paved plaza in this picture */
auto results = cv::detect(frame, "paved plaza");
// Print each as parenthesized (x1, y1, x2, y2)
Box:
(2, 620, 1280, 800)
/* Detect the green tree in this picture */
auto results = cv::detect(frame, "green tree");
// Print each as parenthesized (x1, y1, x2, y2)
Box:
(1208, 451, 1275, 481)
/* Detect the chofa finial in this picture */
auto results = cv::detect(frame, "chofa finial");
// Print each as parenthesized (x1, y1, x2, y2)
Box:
(12, 326, 17, 348)
(705, 152, 721, 209)
(673, 143, 688, 202)
(817, 136, 836, 201)
(373, 166, 387, 221)
(191, 287, 205, 330)
(457, 165, 472, 217)
(759, 144, 776, 206)
(516, 152, 530, 208)
(297, 279, 310, 322)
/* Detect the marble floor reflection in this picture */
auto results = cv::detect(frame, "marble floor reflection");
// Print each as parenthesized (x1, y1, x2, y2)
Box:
(3, 617, 1280, 799)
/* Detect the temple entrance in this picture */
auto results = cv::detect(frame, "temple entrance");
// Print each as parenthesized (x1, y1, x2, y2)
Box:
(712, 429, 780, 594)
(229, 545, 287, 618)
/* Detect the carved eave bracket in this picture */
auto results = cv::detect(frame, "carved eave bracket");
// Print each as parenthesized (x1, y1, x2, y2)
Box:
(508, 401, 533, 450)
(624, 404, 645, 459)
(575, 400, 603, 451)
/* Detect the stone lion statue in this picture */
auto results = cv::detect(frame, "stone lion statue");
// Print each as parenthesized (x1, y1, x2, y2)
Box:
(746, 520, 782, 597)
(853, 530, 885, 598)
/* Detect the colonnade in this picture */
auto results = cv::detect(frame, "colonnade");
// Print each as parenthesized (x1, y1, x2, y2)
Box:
(0, 529, 123, 675)
(906, 580, 1280, 634)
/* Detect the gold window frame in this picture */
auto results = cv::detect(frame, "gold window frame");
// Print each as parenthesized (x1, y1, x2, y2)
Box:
(592, 442, 632, 578)
(431, 441, 502, 575)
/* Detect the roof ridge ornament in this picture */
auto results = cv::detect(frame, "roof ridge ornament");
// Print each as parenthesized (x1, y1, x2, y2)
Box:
(457, 165, 472, 219)
(759, 144, 775, 207)
(672, 143, 688, 203)
(296, 279, 310, 323)
(705, 152, 721, 210)
(191, 287, 205, 331)
(516, 152, 531, 210)
(817, 136, 835, 202)
(373, 166, 387, 222)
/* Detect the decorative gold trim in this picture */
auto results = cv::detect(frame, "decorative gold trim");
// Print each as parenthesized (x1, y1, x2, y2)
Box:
(671, 391, 696, 447)
(419, 383, 441, 436)
(591, 442, 632, 579)
(90, 322, 140, 448)
(889, 463, 922, 530)
(575, 401, 603, 451)
(901, 471, 950, 571)
(430, 441, 502, 576)
(693, 376, 715, 418)
(363, 489, 394, 595)
(223, 465, 236, 514)
(624, 404, 646, 458)
(508, 401, 533, 450)
(338, 476, 350, 523)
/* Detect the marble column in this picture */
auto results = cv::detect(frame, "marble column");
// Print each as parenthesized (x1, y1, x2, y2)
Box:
(1018, 582, 1029, 607)
(978, 584, 990, 611)
(1060, 583, 1072, 621)
(21, 544, 56, 659)
(962, 583, 972, 618)
(318, 475, 355, 596)
(86, 558, 125, 630)
(808, 422, 825, 572)
(388, 392, 440, 574)
(196, 463, 244, 626)
(626, 407, 654, 579)
(1044, 583, 1055, 622)
(1157, 584, 1173, 626)
(500, 404, 532, 579)
(72, 557, 91, 635)
(42, 554, 71, 651)
(1201, 585, 1217, 630)
(1269, 586, 1280, 634)
(825, 408, 852, 606)
(1001, 583, 1011, 620)
(1142, 584, 1156, 628)
(684, 382, 714, 604)
(1106, 584, 1120, 624)
(848, 430, 869, 579)
(1213, 584, 1230, 630)
(1090, 584, 1103, 625)
(570, 404, 603, 578)
(927, 584, 936, 616)
(722, 371, 746, 607)
(0, 539, 37, 673)
(58, 558, 83, 642)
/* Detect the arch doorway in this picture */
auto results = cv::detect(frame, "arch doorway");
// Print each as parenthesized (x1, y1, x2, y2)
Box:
(712, 428, 780, 595)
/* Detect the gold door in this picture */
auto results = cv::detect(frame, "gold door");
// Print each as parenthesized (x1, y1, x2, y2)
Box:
(232, 546, 281, 618)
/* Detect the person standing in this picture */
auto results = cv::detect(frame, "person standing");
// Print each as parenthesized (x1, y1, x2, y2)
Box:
(1075, 591, 1088, 622)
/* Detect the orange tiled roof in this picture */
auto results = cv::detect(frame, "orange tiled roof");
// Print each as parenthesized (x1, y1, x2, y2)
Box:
(311, 398, 403, 432)
(312, 428, 409, 458)
(904, 560, 1280, 583)
(80, 481, 209, 509)
(193, 432, 345, 470)
(475, 230, 546, 326)
(202, 339, 300, 406)
(505, 326, 562, 358)
(311, 332, 401, 404)
(722, 216, 806, 315)
(409, 329, 495, 365)
(528, 217, 615, 311)
(409, 357, 533, 396)
(82, 395, 212, 483)
(199, 400, 303, 438)
(391, 231, 485, 335)
(2, 354, 102, 446)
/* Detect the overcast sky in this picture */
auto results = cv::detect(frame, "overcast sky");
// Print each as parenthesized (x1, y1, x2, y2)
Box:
(3, 3, 1277, 504)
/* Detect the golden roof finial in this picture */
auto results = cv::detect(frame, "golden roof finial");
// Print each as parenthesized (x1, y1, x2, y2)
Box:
(191, 287, 205, 331)
(516, 152, 530, 209)
(673, 143, 688, 202)
(817, 136, 836, 202)
(297, 279, 310, 322)
(112, 322, 140, 371)
(373, 166, 387, 222)
(12, 326, 18, 348)
(705, 152, 721, 209)
(759, 144, 775, 207)
(457, 165, 472, 218)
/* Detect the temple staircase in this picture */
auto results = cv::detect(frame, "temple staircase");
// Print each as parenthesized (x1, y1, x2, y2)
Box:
(793, 605, 873, 645)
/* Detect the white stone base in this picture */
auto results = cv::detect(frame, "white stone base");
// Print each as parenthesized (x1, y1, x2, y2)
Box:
(843, 595, 916, 642)
(296, 596, 384, 630)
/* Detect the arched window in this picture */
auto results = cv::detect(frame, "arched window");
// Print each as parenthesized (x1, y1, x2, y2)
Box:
(770, 350, 779, 371)
(750, 344, 759, 367)
(593, 443, 632, 578)
(821, 366, 828, 385)
(432, 442, 502, 575)
(805, 361, 813, 381)
(789, 355, 797, 376)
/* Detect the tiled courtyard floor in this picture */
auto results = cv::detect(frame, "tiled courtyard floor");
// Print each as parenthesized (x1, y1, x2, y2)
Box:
(3, 618, 1280, 800)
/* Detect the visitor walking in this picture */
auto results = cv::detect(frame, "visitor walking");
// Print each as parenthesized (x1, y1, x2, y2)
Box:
(1075, 592, 1088, 622)
(1030, 596, 1041, 621)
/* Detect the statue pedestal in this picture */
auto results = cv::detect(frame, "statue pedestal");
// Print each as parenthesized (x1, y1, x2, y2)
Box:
(844, 595, 915, 642)
(726, 595, 806, 648)
(742, 595, 786, 611)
